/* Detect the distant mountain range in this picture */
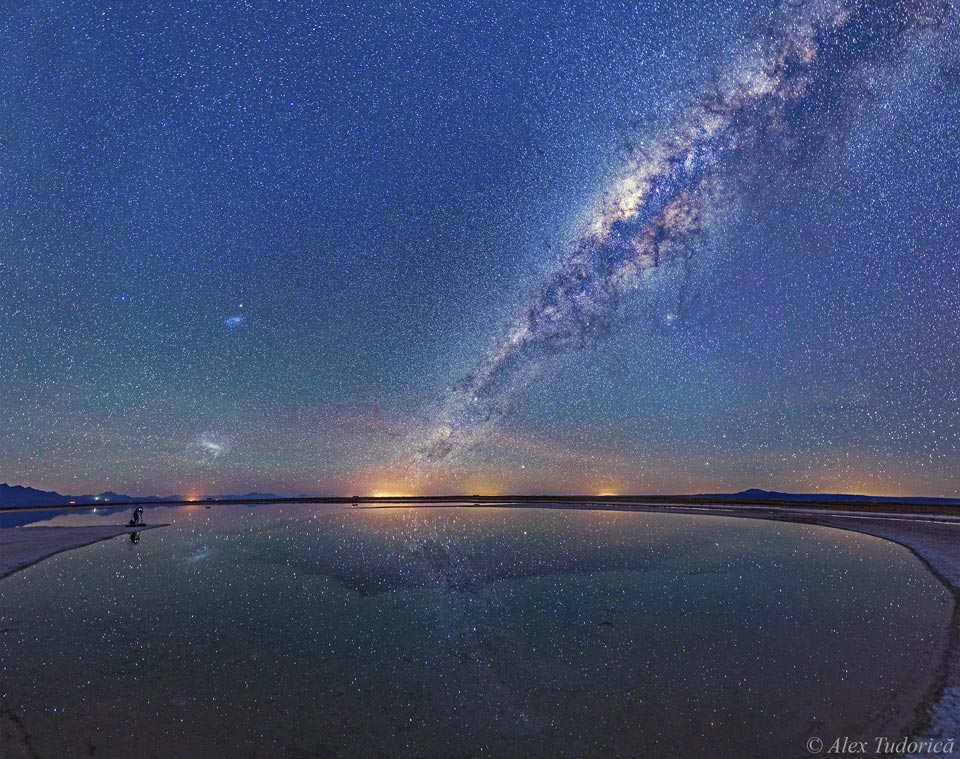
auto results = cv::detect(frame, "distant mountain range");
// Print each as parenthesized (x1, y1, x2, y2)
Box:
(703, 488, 960, 506)
(2, 483, 957, 508)
(0, 483, 281, 508)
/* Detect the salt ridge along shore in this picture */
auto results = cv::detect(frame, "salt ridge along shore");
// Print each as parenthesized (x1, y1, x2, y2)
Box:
(785, 513, 960, 758)
(0, 524, 168, 581)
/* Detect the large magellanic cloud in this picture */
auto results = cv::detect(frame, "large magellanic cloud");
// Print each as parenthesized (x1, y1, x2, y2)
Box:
(410, 0, 954, 467)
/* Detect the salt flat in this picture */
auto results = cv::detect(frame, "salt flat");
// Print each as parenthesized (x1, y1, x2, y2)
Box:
(0, 524, 167, 580)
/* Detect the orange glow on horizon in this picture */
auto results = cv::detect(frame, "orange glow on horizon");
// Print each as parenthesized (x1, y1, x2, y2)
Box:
(369, 489, 416, 499)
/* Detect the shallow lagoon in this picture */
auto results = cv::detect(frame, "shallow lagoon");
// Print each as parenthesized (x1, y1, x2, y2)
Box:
(0, 504, 951, 758)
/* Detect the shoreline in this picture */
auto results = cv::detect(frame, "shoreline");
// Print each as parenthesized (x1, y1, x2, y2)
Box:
(0, 524, 167, 581)
(358, 500, 960, 750)
(710, 507, 960, 751)
(1, 504, 957, 753)
(782, 512, 960, 752)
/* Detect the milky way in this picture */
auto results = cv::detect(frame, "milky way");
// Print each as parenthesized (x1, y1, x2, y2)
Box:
(4, 0, 958, 495)
(411, 0, 954, 467)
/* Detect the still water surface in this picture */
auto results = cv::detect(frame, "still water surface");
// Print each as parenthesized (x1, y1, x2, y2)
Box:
(0, 503, 950, 758)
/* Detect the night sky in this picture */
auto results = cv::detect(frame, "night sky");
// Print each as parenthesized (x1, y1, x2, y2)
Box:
(2, 0, 958, 497)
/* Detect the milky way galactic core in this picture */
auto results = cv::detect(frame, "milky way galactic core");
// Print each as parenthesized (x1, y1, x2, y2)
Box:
(408, 0, 955, 475)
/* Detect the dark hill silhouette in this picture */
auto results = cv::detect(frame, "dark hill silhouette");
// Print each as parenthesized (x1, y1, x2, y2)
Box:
(711, 488, 960, 506)
(0, 483, 281, 508)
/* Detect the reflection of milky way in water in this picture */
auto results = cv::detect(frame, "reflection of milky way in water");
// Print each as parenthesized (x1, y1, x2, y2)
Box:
(410, 0, 955, 467)
(183, 545, 214, 565)
(246, 530, 747, 595)
(0, 504, 950, 759)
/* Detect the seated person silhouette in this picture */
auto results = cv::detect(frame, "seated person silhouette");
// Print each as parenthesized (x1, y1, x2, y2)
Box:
(128, 506, 144, 527)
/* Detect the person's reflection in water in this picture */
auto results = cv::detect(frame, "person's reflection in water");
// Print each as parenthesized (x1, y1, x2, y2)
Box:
(127, 506, 144, 546)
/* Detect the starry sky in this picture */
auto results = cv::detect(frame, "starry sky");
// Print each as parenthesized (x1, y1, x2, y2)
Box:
(1, 0, 958, 497)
